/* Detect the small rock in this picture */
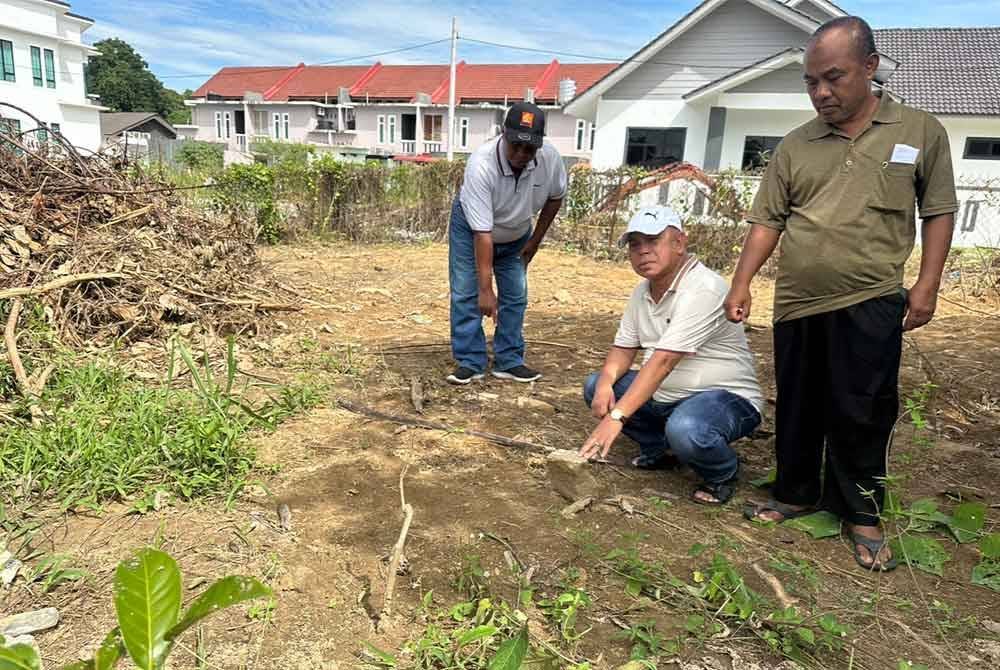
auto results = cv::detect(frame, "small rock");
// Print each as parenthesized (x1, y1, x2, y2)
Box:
(561, 496, 594, 518)
(277, 503, 292, 531)
(1, 557, 22, 587)
(478, 392, 499, 401)
(0, 607, 59, 637)
(515, 397, 557, 414)
(554, 289, 573, 303)
(983, 619, 1000, 635)
(546, 450, 603, 501)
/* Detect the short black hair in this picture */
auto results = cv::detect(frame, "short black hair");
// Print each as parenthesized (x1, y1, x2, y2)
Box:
(809, 16, 877, 64)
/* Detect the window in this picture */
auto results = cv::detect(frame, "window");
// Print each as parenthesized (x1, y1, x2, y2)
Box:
(37, 127, 47, 143)
(31, 47, 42, 87)
(344, 107, 356, 131)
(273, 113, 281, 139)
(624, 127, 686, 168)
(423, 114, 443, 141)
(590, 123, 596, 151)
(255, 111, 268, 135)
(282, 113, 289, 140)
(215, 112, 223, 139)
(575, 119, 586, 151)
(964, 137, 1000, 160)
(388, 115, 396, 144)
(0, 40, 14, 82)
(459, 117, 469, 149)
(224, 112, 231, 139)
(43, 49, 55, 88)
(377, 115, 386, 144)
(50, 122, 60, 135)
(742, 135, 782, 170)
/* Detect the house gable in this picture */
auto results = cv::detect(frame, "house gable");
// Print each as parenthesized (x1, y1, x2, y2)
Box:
(786, 0, 844, 23)
(603, 0, 814, 102)
(728, 62, 804, 93)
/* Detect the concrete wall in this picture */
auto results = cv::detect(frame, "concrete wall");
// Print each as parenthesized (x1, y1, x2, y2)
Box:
(718, 108, 814, 169)
(0, 0, 102, 151)
(605, 0, 810, 101)
(939, 116, 1000, 183)
(590, 99, 712, 170)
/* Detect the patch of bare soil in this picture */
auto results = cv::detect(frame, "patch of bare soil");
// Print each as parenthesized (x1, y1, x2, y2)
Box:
(12, 242, 1000, 670)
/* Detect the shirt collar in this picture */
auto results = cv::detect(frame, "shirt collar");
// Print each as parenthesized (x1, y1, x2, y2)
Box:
(645, 255, 699, 305)
(495, 137, 538, 177)
(806, 92, 901, 141)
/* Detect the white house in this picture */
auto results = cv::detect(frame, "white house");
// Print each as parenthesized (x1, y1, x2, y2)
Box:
(186, 61, 615, 163)
(0, 0, 105, 151)
(567, 0, 1000, 182)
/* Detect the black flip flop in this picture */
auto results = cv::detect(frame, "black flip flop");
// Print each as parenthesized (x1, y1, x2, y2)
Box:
(850, 531, 899, 572)
(692, 463, 741, 506)
(630, 452, 681, 470)
(742, 499, 816, 522)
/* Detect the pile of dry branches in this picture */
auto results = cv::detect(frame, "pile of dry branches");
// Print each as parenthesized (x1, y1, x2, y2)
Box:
(0, 103, 296, 347)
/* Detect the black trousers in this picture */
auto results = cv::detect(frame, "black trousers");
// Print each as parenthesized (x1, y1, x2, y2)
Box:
(773, 293, 905, 526)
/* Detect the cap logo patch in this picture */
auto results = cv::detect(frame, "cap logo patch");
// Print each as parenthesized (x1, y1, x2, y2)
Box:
(520, 112, 535, 127)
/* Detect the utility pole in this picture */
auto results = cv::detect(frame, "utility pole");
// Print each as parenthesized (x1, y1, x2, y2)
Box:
(447, 17, 457, 160)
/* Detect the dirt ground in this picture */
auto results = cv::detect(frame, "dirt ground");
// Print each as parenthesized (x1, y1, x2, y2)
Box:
(8, 241, 1000, 670)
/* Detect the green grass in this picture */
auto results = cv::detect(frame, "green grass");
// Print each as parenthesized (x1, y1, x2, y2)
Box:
(0, 340, 319, 510)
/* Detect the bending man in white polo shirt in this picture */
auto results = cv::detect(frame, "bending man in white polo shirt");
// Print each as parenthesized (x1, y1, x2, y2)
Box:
(447, 102, 567, 385)
(580, 206, 764, 505)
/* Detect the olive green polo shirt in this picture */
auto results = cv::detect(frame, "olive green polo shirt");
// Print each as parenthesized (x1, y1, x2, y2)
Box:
(747, 95, 958, 323)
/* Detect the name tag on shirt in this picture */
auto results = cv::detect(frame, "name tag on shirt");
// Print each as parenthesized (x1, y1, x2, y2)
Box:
(889, 143, 919, 165)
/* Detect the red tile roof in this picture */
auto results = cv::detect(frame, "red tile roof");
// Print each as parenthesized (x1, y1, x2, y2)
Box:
(354, 65, 450, 101)
(193, 61, 619, 104)
(193, 66, 298, 99)
(279, 65, 375, 100)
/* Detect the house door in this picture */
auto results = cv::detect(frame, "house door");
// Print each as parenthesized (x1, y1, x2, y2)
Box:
(401, 114, 417, 141)
(234, 110, 246, 135)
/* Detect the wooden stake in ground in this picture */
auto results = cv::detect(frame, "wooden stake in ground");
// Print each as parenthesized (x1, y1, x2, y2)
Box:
(3, 299, 43, 426)
(380, 464, 415, 624)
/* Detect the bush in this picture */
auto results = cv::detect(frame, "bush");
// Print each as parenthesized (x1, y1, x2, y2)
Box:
(174, 140, 223, 172)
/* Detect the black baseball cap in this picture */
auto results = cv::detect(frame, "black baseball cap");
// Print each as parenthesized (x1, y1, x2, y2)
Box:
(503, 102, 546, 148)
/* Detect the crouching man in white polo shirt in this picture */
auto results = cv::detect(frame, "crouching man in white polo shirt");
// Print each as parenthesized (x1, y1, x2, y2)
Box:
(446, 102, 567, 385)
(579, 206, 764, 505)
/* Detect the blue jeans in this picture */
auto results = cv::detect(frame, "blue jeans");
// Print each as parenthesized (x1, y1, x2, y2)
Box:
(583, 371, 761, 483)
(449, 198, 530, 373)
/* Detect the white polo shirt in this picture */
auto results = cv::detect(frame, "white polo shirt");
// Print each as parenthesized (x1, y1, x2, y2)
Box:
(459, 136, 568, 244)
(614, 257, 764, 412)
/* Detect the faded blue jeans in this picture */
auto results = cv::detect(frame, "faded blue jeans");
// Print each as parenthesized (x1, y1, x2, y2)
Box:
(583, 370, 761, 483)
(449, 198, 530, 373)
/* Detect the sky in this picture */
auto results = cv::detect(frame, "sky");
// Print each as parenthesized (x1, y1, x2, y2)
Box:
(69, 0, 1000, 92)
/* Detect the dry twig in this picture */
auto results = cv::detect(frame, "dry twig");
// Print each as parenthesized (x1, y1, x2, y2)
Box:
(381, 464, 415, 622)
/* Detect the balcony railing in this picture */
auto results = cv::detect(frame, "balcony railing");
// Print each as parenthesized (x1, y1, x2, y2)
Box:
(424, 141, 443, 153)
(235, 134, 247, 150)
(400, 140, 416, 154)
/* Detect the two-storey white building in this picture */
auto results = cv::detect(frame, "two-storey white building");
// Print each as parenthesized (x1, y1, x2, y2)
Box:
(0, 0, 104, 151)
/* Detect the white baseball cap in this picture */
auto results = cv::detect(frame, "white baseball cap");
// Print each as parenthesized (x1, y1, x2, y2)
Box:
(618, 205, 684, 247)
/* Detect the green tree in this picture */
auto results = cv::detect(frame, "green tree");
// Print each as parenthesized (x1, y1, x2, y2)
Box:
(85, 38, 192, 124)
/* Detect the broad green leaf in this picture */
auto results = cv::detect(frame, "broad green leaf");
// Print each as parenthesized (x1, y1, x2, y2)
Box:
(947, 502, 987, 544)
(890, 535, 951, 576)
(0, 644, 41, 670)
(906, 499, 951, 532)
(362, 642, 397, 668)
(980, 533, 1000, 560)
(749, 468, 776, 489)
(58, 629, 125, 670)
(971, 559, 1000, 593)
(783, 511, 841, 539)
(795, 627, 816, 646)
(114, 548, 182, 670)
(488, 627, 528, 670)
(456, 625, 498, 647)
(897, 662, 929, 670)
(167, 576, 270, 642)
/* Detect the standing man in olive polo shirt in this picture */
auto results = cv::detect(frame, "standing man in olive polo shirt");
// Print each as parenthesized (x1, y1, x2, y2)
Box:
(725, 16, 957, 571)
(447, 102, 567, 385)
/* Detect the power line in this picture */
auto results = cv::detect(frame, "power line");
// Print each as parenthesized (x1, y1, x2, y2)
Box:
(459, 35, 1000, 72)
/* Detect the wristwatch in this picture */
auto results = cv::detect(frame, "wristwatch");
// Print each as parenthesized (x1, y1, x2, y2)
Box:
(609, 408, 627, 423)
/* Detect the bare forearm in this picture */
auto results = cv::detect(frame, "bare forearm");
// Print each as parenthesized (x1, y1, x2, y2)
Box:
(473, 233, 494, 289)
(598, 346, 638, 386)
(530, 198, 563, 244)
(916, 214, 954, 287)
(614, 351, 682, 416)
(732, 224, 781, 286)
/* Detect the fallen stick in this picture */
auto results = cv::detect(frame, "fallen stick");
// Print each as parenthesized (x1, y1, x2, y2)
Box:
(751, 562, 797, 610)
(0, 273, 124, 301)
(336, 399, 553, 453)
(381, 464, 414, 622)
(2, 299, 42, 426)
